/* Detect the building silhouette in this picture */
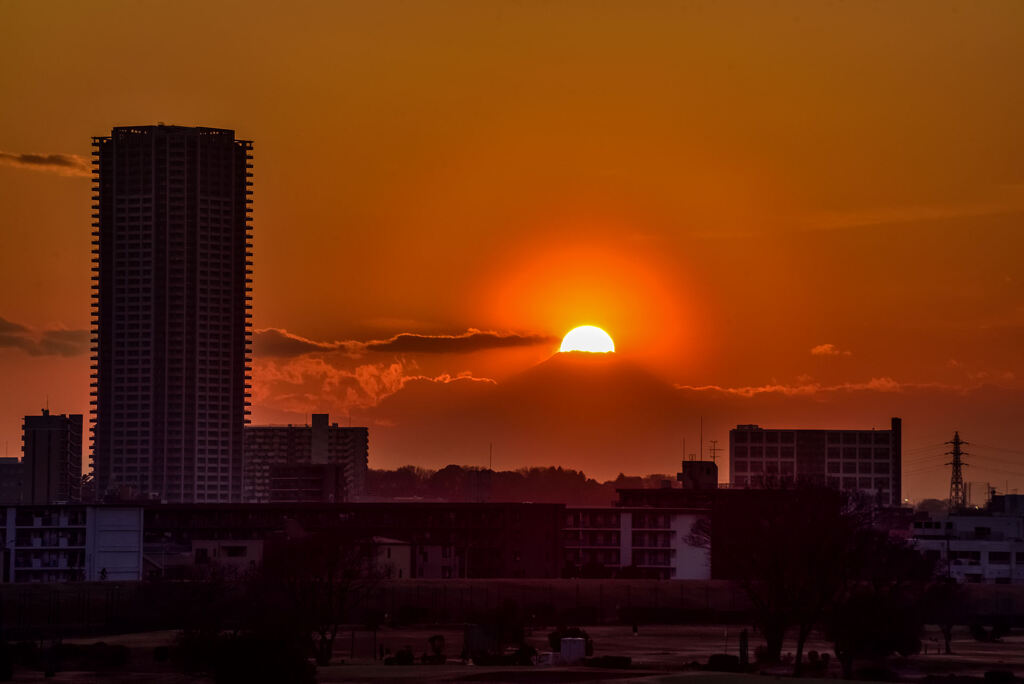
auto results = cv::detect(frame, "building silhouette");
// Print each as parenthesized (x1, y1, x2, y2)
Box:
(0, 458, 23, 505)
(22, 410, 82, 504)
(91, 125, 253, 502)
(729, 417, 902, 506)
(243, 414, 368, 503)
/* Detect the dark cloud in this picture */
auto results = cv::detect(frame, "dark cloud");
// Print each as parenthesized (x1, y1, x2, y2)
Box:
(0, 316, 89, 356)
(254, 328, 349, 357)
(0, 151, 90, 177)
(365, 329, 557, 354)
(254, 327, 556, 358)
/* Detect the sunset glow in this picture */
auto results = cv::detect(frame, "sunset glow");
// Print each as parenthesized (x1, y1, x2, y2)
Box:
(1, 1, 1023, 496)
(559, 326, 615, 353)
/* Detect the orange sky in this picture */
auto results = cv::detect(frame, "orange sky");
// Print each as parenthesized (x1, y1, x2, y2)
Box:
(1, 1, 1023, 500)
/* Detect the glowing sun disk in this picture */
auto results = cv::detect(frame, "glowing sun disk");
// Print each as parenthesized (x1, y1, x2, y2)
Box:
(560, 326, 615, 353)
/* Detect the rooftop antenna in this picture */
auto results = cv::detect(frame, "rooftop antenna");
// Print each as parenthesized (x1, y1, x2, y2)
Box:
(946, 431, 968, 510)
(708, 439, 722, 465)
(489, 442, 493, 472)
(699, 416, 703, 461)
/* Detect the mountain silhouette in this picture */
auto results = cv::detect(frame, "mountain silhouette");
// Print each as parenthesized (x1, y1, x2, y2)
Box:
(499, 351, 681, 426)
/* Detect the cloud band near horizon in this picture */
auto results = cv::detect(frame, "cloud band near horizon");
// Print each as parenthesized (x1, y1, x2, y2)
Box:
(254, 327, 557, 357)
(0, 151, 89, 177)
(0, 317, 89, 356)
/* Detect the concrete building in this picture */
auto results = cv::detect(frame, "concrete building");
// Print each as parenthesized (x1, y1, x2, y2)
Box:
(268, 463, 348, 503)
(91, 125, 253, 503)
(243, 415, 368, 502)
(562, 506, 710, 580)
(142, 502, 562, 579)
(913, 494, 1024, 584)
(22, 410, 82, 504)
(729, 417, 902, 506)
(0, 458, 24, 505)
(3, 505, 143, 582)
(373, 537, 412, 579)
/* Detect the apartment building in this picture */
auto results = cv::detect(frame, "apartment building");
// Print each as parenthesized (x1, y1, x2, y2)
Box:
(730, 417, 902, 506)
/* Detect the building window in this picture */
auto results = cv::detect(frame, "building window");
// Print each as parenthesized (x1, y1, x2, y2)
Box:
(989, 551, 1010, 565)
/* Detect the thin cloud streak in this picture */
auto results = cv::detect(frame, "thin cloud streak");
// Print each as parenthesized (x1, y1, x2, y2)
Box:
(254, 327, 556, 358)
(675, 377, 961, 398)
(0, 151, 89, 177)
(365, 329, 556, 354)
(0, 316, 89, 357)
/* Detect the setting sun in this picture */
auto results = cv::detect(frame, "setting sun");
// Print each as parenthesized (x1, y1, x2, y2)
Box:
(559, 326, 615, 353)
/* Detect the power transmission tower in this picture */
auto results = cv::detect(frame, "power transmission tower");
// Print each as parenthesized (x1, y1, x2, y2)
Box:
(708, 439, 722, 464)
(946, 431, 969, 510)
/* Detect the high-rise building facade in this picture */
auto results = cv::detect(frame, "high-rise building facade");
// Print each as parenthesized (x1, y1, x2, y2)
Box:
(92, 125, 252, 502)
(243, 414, 368, 503)
(0, 458, 24, 505)
(729, 417, 902, 506)
(22, 410, 83, 504)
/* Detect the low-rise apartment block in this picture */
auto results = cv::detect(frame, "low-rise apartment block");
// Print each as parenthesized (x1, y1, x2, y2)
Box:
(913, 494, 1024, 584)
(563, 506, 710, 580)
(243, 414, 367, 503)
(2, 505, 143, 582)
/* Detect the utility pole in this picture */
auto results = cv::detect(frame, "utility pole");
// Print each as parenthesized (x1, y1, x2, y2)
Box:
(708, 440, 722, 464)
(946, 431, 968, 511)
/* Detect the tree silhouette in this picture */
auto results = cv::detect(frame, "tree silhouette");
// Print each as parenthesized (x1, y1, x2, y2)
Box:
(704, 486, 936, 675)
(262, 520, 378, 666)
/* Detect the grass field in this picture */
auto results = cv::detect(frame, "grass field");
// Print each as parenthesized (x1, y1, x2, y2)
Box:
(12, 622, 1016, 683)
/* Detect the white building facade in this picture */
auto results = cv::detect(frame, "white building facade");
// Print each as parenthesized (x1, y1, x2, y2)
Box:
(563, 507, 710, 580)
(4, 505, 143, 583)
(913, 495, 1024, 584)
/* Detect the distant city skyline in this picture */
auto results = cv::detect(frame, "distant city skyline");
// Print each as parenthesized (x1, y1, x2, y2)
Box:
(2, 2, 1023, 500)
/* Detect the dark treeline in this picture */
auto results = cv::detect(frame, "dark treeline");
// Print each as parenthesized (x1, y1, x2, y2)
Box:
(365, 465, 674, 505)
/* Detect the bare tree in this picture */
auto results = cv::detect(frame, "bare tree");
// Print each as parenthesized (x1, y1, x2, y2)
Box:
(262, 520, 379, 666)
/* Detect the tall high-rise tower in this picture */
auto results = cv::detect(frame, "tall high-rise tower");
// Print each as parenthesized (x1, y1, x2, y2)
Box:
(91, 125, 252, 502)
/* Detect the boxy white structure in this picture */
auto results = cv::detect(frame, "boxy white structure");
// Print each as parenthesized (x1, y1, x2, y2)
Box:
(3, 505, 143, 582)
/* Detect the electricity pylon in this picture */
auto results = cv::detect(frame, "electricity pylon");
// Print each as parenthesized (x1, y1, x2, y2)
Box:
(946, 431, 968, 510)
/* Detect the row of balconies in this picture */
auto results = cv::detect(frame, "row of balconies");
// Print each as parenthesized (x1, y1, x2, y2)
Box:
(18, 537, 85, 549)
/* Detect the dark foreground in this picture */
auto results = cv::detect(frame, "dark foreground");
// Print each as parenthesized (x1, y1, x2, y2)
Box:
(4, 623, 1019, 683)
